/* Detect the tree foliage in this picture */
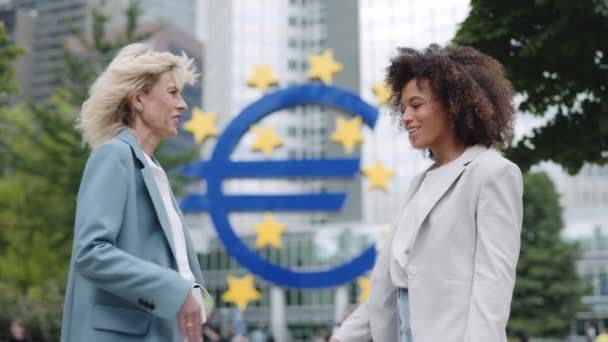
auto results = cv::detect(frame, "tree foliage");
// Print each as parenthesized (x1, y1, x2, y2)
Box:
(454, 0, 608, 174)
(0, 22, 25, 103)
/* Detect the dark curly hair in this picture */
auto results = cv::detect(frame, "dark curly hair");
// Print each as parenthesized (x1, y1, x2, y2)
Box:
(385, 44, 515, 149)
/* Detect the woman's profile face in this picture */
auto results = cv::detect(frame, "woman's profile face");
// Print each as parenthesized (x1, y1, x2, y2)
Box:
(137, 72, 188, 140)
(399, 79, 454, 151)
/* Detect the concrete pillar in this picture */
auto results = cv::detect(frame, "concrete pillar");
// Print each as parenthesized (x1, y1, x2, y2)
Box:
(334, 286, 349, 323)
(270, 286, 287, 341)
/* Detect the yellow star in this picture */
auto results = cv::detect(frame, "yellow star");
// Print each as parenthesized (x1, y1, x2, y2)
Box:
(377, 228, 391, 252)
(330, 116, 364, 154)
(361, 161, 395, 192)
(183, 107, 219, 144)
(357, 277, 370, 303)
(372, 82, 391, 106)
(251, 125, 283, 157)
(254, 212, 287, 249)
(247, 65, 279, 93)
(382, 229, 390, 239)
(222, 274, 261, 311)
(307, 49, 343, 84)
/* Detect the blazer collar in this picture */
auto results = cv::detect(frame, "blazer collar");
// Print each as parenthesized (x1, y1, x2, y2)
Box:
(402, 145, 485, 202)
(394, 145, 487, 251)
(117, 128, 149, 165)
(116, 128, 177, 257)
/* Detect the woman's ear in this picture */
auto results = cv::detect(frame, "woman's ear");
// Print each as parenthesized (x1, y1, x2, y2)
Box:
(131, 93, 144, 113)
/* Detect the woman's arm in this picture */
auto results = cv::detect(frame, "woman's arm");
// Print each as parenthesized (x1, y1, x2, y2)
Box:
(331, 302, 372, 342)
(464, 162, 523, 341)
(72, 142, 191, 319)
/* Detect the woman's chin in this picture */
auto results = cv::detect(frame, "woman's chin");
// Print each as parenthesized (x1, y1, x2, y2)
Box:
(409, 139, 425, 150)
(167, 127, 178, 138)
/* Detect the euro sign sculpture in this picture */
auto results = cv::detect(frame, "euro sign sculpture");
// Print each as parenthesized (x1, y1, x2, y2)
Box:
(181, 83, 379, 289)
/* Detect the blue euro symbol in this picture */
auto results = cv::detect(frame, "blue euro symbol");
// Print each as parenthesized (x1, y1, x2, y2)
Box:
(181, 83, 379, 288)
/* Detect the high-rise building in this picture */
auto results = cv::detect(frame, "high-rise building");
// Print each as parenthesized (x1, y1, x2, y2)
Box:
(5, 0, 198, 102)
(575, 226, 608, 334)
(139, 0, 196, 37)
(536, 163, 608, 241)
(29, 0, 87, 102)
(0, 2, 35, 104)
(201, 0, 363, 340)
(548, 164, 608, 335)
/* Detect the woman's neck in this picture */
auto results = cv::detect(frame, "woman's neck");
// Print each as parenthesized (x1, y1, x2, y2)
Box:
(128, 125, 159, 157)
(431, 140, 467, 168)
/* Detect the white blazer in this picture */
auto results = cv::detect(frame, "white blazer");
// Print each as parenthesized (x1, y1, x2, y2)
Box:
(334, 145, 523, 342)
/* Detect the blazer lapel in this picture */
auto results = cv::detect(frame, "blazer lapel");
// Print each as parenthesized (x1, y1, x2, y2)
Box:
(117, 129, 177, 258)
(384, 171, 427, 249)
(407, 145, 487, 248)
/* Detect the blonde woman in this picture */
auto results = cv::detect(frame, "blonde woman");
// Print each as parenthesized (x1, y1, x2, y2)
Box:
(61, 43, 205, 342)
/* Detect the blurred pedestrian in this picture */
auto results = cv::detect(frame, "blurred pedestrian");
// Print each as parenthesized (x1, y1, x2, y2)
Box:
(8, 320, 31, 342)
(250, 324, 267, 342)
(589, 326, 598, 342)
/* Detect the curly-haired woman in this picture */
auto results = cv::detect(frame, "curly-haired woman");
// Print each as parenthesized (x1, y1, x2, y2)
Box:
(331, 44, 524, 342)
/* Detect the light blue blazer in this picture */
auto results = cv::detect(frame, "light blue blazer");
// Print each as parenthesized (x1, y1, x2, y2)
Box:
(61, 128, 205, 342)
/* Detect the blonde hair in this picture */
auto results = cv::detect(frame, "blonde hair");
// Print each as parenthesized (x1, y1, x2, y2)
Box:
(77, 43, 198, 147)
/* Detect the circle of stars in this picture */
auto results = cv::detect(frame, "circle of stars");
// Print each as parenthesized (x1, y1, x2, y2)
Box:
(183, 49, 395, 310)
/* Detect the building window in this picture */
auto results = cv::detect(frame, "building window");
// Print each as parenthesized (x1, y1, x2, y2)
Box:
(288, 16, 297, 26)
(288, 60, 297, 70)
(601, 267, 608, 296)
(288, 38, 297, 48)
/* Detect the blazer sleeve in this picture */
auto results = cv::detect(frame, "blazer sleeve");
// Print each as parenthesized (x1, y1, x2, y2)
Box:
(464, 162, 523, 341)
(332, 302, 372, 342)
(72, 142, 191, 319)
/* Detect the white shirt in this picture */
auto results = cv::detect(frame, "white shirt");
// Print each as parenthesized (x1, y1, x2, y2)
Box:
(390, 173, 428, 288)
(390, 151, 469, 288)
(143, 153, 196, 286)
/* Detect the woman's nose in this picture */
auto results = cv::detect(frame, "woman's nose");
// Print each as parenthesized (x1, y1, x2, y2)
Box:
(400, 110, 413, 127)
(177, 95, 188, 111)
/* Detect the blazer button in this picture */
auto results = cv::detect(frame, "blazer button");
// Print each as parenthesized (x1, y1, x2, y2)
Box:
(408, 266, 417, 275)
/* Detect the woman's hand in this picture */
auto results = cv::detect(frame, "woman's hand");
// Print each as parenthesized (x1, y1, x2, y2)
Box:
(177, 293, 203, 342)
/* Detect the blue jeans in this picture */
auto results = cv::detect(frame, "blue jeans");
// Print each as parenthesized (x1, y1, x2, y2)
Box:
(397, 288, 413, 342)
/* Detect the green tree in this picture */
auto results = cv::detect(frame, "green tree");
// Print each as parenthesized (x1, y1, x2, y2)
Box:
(0, 22, 25, 167)
(454, 0, 608, 174)
(0, 22, 25, 102)
(508, 172, 587, 337)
